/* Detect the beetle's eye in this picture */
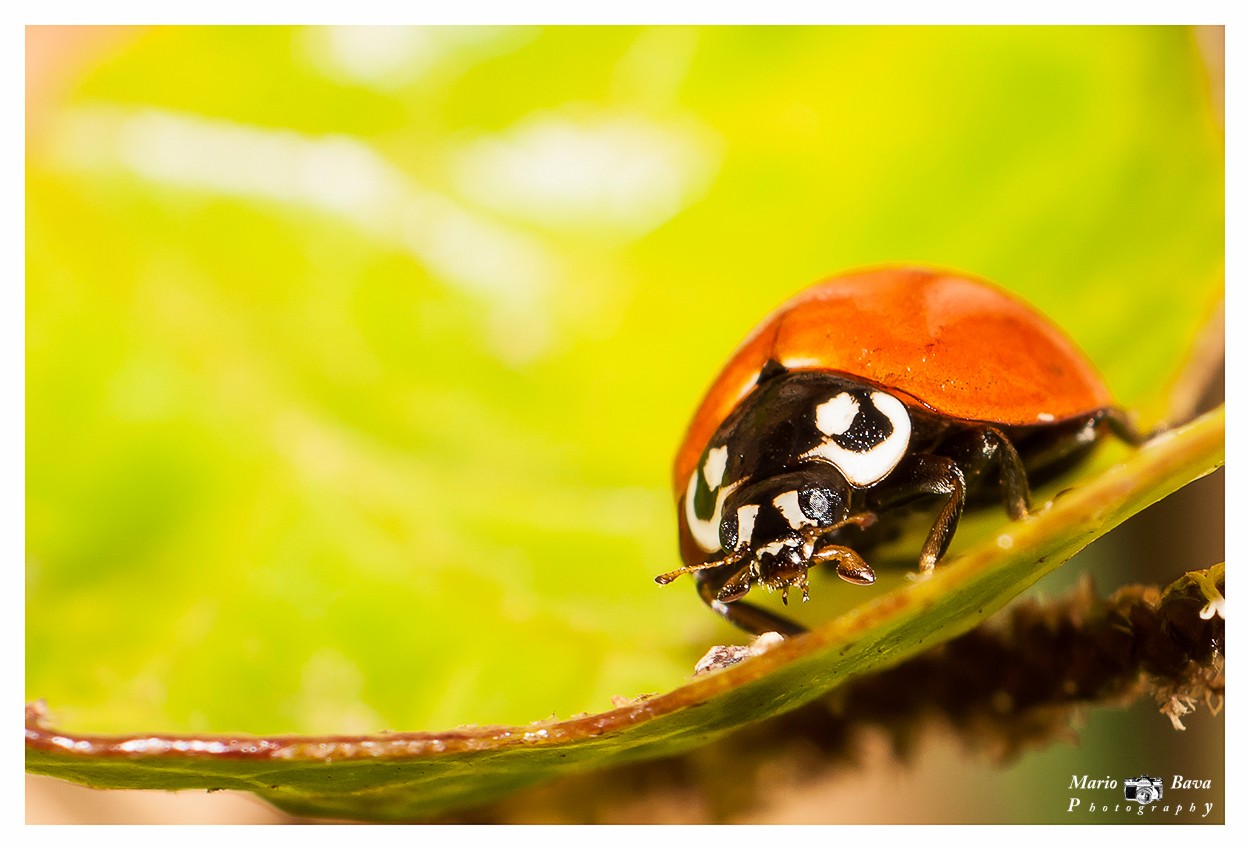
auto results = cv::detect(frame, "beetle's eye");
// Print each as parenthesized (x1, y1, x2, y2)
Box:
(799, 487, 841, 525)
(719, 512, 739, 552)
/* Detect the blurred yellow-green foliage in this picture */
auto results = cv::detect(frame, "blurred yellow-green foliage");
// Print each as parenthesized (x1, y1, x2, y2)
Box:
(27, 24, 1221, 750)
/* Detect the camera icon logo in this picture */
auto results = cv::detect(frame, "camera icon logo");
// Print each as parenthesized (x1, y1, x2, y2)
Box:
(1123, 774, 1164, 804)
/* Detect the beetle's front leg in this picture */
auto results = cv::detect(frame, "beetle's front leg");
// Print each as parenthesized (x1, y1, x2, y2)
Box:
(808, 542, 877, 586)
(802, 512, 879, 586)
(870, 454, 966, 571)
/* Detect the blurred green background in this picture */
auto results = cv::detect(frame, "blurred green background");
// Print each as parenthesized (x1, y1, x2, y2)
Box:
(27, 25, 1222, 822)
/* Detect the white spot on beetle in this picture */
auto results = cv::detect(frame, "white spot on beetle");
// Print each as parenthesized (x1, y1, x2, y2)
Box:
(802, 390, 911, 487)
(735, 504, 760, 547)
(757, 540, 789, 556)
(772, 490, 813, 530)
(815, 393, 860, 436)
(684, 471, 739, 553)
(703, 445, 729, 490)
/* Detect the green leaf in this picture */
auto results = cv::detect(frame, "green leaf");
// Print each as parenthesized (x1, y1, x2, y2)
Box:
(27, 406, 1224, 820)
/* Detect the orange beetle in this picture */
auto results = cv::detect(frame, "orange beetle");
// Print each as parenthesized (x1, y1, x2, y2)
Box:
(658, 266, 1141, 636)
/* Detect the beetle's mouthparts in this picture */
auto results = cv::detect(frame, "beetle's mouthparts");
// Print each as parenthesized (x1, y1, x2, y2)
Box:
(761, 573, 811, 605)
(756, 542, 811, 603)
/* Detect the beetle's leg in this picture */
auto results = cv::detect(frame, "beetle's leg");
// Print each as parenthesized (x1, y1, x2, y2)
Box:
(942, 426, 1031, 520)
(800, 512, 879, 585)
(1099, 407, 1149, 446)
(810, 543, 877, 586)
(870, 454, 966, 571)
(694, 565, 807, 637)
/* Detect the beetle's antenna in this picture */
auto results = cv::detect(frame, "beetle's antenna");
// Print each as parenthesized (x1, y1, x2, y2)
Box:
(655, 549, 747, 586)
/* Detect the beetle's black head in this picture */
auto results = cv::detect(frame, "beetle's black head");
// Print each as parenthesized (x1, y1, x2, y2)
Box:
(659, 459, 876, 603)
(718, 465, 855, 603)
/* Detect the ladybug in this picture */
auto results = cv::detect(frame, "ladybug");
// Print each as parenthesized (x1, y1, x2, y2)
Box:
(657, 266, 1142, 637)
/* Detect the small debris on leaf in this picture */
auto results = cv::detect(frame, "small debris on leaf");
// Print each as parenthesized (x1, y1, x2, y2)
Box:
(694, 631, 785, 675)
